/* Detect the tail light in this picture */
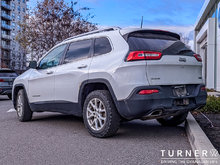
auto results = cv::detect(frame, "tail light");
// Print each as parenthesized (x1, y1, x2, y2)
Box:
(194, 54, 202, 62)
(139, 89, 159, 95)
(201, 86, 206, 91)
(0, 79, 4, 82)
(127, 51, 162, 61)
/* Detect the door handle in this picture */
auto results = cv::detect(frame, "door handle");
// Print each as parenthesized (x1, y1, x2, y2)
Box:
(77, 64, 88, 69)
(46, 70, 54, 74)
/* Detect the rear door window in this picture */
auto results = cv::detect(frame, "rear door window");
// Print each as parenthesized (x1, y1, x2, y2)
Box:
(94, 37, 112, 56)
(64, 39, 92, 63)
(127, 33, 194, 56)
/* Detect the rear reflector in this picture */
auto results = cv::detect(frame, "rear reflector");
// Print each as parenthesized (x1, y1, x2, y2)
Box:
(0, 79, 4, 82)
(127, 51, 162, 61)
(194, 54, 202, 62)
(139, 89, 159, 95)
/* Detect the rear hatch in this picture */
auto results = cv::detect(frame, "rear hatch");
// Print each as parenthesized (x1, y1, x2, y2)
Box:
(125, 30, 203, 85)
(0, 70, 18, 87)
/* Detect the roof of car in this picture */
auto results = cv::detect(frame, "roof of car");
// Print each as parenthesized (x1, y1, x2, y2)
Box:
(62, 27, 180, 43)
(63, 27, 121, 42)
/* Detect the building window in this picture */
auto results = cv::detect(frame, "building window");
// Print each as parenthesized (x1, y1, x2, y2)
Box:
(23, 8, 25, 12)
(23, 0, 25, 3)
(12, 22, 16, 28)
(11, 3, 15, 9)
(18, 6, 21, 12)
(12, 13, 15, 19)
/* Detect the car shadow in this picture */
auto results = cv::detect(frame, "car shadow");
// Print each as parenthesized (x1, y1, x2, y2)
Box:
(31, 113, 83, 123)
(30, 113, 186, 139)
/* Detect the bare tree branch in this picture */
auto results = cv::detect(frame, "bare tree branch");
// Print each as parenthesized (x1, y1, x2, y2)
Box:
(16, 0, 97, 61)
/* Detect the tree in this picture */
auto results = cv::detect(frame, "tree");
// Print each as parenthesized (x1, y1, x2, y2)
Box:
(16, 0, 97, 61)
(179, 33, 190, 45)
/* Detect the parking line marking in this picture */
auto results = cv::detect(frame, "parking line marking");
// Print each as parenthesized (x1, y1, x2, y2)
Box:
(7, 109, 16, 113)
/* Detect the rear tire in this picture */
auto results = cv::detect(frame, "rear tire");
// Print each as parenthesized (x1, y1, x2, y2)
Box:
(157, 112, 188, 126)
(83, 90, 120, 138)
(16, 89, 33, 122)
(7, 94, 12, 100)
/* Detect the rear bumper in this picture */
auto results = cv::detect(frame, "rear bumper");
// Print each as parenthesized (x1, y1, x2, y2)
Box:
(117, 84, 207, 120)
(0, 87, 12, 95)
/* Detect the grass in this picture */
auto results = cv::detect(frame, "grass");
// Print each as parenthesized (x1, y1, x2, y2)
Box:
(200, 96, 220, 114)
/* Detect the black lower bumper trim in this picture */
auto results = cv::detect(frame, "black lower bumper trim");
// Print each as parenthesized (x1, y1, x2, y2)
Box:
(117, 84, 207, 120)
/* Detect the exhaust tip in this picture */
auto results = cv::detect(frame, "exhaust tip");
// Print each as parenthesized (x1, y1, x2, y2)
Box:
(141, 109, 163, 120)
(150, 110, 163, 116)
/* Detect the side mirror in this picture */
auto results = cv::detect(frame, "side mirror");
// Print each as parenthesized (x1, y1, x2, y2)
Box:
(29, 61, 37, 69)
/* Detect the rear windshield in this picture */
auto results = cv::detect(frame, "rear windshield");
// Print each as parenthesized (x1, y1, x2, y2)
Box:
(127, 33, 194, 56)
(0, 71, 17, 77)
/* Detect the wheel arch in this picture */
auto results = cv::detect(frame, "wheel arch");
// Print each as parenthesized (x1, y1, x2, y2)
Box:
(13, 84, 29, 109)
(78, 79, 120, 113)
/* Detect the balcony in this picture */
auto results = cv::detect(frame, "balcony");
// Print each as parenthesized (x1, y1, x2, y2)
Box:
(1, 12, 11, 20)
(1, 34, 11, 40)
(1, 2, 11, 10)
(1, 23, 11, 30)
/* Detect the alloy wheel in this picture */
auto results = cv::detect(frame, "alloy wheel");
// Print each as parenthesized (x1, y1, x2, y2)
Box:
(86, 98, 107, 131)
(17, 94, 23, 117)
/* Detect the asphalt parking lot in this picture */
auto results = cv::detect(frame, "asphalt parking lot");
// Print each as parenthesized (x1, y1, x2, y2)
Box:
(0, 95, 193, 165)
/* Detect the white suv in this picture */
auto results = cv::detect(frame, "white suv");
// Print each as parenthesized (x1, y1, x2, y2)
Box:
(12, 27, 207, 137)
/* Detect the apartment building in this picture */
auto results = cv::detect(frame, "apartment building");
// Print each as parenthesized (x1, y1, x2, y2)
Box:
(0, 0, 27, 73)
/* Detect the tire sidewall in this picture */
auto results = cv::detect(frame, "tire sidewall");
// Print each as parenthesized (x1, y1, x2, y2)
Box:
(16, 89, 32, 122)
(157, 111, 189, 126)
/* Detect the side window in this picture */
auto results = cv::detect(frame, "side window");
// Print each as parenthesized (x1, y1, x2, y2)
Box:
(38, 44, 66, 69)
(64, 39, 92, 63)
(94, 37, 112, 56)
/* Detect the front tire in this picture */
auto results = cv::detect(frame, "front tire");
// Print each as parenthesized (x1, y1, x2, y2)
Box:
(16, 89, 33, 122)
(83, 90, 120, 138)
(157, 112, 188, 126)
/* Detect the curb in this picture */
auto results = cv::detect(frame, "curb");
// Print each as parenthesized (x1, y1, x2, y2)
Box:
(185, 113, 220, 165)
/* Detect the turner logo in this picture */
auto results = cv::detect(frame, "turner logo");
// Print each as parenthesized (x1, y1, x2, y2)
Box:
(160, 149, 219, 164)
(210, 149, 219, 157)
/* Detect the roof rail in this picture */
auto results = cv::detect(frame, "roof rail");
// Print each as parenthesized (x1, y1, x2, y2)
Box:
(63, 27, 121, 42)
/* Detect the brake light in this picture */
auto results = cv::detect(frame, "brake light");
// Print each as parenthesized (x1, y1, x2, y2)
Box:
(194, 54, 202, 62)
(0, 79, 4, 82)
(201, 86, 206, 91)
(139, 89, 159, 95)
(127, 51, 162, 61)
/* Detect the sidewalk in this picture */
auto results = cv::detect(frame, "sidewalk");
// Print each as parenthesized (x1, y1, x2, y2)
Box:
(208, 92, 220, 97)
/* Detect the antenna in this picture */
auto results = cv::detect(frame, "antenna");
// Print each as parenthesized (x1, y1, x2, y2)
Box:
(141, 16, 143, 28)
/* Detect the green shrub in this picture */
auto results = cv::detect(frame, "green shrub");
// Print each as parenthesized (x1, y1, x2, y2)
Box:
(206, 88, 216, 92)
(200, 96, 220, 113)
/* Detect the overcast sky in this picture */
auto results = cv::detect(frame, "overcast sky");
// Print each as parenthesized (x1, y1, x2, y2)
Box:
(28, 0, 205, 48)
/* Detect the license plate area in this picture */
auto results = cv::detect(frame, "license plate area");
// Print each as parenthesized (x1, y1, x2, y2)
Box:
(174, 98, 189, 106)
(173, 85, 187, 97)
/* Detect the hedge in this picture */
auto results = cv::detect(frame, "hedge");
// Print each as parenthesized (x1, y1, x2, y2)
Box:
(200, 96, 220, 114)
